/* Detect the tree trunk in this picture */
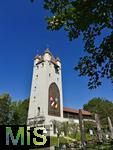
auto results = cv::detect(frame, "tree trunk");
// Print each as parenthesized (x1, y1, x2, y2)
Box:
(108, 116, 113, 139)
(95, 113, 103, 142)
(79, 109, 86, 149)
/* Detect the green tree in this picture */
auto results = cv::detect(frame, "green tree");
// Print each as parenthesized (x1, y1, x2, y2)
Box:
(10, 101, 20, 125)
(16, 99, 29, 125)
(83, 98, 113, 127)
(51, 120, 78, 137)
(32, 0, 113, 89)
(0, 93, 29, 125)
(61, 121, 70, 136)
(84, 120, 96, 134)
(0, 93, 11, 125)
(69, 120, 78, 136)
(51, 120, 63, 135)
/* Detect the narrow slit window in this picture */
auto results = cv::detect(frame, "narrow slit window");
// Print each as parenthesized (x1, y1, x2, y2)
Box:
(38, 107, 40, 116)
(49, 73, 51, 77)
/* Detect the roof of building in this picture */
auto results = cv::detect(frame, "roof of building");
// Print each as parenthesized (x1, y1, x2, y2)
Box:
(56, 57, 61, 62)
(63, 107, 92, 116)
(45, 48, 52, 56)
(34, 55, 41, 60)
(34, 49, 61, 67)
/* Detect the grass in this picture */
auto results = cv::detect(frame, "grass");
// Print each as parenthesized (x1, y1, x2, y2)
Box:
(68, 132, 93, 141)
(86, 142, 113, 150)
(50, 133, 93, 146)
(50, 134, 113, 149)
(50, 136, 70, 146)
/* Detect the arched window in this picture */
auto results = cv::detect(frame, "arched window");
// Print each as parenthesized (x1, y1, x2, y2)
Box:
(48, 83, 60, 117)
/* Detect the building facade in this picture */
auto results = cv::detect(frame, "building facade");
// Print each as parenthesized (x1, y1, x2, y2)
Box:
(27, 49, 92, 135)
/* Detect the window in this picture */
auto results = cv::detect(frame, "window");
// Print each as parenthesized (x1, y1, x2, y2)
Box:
(49, 73, 51, 77)
(49, 62, 51, 66)
(42, 62, 44, 67)
(54, 65, 59, 74)
(63, 112, 68, 118)
(48, 82, 60, 117)
(37, 107, 40, 116)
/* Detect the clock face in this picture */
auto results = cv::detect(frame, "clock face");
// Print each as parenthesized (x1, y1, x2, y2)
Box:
(48, 83, 60, 116)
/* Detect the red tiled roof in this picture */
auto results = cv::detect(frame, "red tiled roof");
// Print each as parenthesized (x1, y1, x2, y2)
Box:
(63, 107, 79, 114)
(63, 107, 92, 116)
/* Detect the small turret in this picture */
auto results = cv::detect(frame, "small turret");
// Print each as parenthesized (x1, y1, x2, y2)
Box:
(34, 55, 41, 64)
(56, 57, 61, 67)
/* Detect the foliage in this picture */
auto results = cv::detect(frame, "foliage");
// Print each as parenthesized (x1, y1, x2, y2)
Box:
(0, 93, 29, 125)
(84, 120, 96, 133)
(51, 120, 63, 135)
(83, 97, 113, 127)
(51, 119, 79, 138)
(61, 121, 70, 136)
(68, 120, 79, 138)
(0, 93, 11, 125)
(32, 0, 113, 89)
(10, 101, 20, 125)
(50, 136, 70, 146)
(16, 99, 29, 125)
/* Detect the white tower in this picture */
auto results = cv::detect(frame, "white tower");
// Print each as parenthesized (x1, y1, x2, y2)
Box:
(27, 49, 63, 133)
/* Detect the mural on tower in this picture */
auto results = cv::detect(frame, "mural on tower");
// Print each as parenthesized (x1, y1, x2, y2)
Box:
(48, 82, 61, 117)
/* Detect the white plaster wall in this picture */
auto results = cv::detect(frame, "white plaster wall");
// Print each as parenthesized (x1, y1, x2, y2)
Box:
(63, 118, 79, 124)
(28, 60, 37, 119)
(28, 60, 48, 120)
(42, 60, 64, 125)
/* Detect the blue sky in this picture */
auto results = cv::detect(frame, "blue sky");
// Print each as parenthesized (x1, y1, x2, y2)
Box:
(0, 0, 113, 109)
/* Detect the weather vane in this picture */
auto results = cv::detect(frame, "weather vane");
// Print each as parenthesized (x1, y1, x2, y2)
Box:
(46, 43, 50, 49)
(36, 49, 39, 55)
